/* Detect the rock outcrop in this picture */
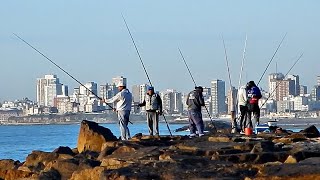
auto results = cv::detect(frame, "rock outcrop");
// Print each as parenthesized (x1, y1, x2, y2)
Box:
(77, 120, 117, 153)
(2, 122, 320, 179)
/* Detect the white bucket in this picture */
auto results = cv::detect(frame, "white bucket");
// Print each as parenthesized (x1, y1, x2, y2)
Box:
(267, 121, 277, 127)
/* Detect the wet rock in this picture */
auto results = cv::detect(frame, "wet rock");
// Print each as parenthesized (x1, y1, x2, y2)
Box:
(44, 159, 80, 180)
(0, 159, 20, 170)
(53, 146, 75, 156)
(208, 136, 232, 142)
(38, 169, 61, 180)
(0, 169, 34, 180)
(70, 166, 108, 180)
(77, 120, 117, 153)
(23, 151, 59, 172)
(301, 125, 320, 138)
(284, 155, 298, 164)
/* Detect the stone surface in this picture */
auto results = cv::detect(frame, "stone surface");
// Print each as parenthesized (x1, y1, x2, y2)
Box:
(301, 125, 320, 138)
(2, 120, 320, 179)
(77, 120, 117, 153)
(53, 146, 75, 156)
(0, 160, 20, 170)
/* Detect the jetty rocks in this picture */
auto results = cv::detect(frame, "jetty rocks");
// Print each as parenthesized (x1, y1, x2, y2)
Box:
(1, 121, 320, 179)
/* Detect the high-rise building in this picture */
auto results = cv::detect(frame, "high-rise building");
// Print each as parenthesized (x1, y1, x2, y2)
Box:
(268, 73, 284, 100)
(160, 89, 183, 114)
(311, 85, 320, 101)
(79, 82, 97, 97)
(275, 79, 295, 101)
(317, 75, 320, 86)
(112, 76, 127, 87)
(36, 75, 64, 107)
(300, 85, 308, 95)
(139, 84, 149, 103)
(132, 85, 140, 103)
(286, 75, 300, 96)
(211, 79, 226, 115)
(227, 86, 237, 114)
(100, 83, 117, 100)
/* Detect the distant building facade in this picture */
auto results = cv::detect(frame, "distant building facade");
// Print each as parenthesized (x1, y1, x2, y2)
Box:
(211, 79, 226, 116)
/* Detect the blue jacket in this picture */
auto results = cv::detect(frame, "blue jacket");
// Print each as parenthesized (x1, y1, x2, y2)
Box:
(248, 86, 262, 104)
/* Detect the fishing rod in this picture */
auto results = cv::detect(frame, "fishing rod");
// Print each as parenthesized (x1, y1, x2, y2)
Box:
(237, 35, 248, 92)
(234, 35, 248, 120)
(222, 35, 238, 131)
(222, 35, 233, 90)
(260, 53, 303, 108)
(122, 15, 172, 136)
(13, 33, 133, 124)
(257, 33, 287, 86)
(178, 48, 217, 132)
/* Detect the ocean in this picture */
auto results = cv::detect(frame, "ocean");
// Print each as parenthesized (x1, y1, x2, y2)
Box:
(0, 122, 189, 162)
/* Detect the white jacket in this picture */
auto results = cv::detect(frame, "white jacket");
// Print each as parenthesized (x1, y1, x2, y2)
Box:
(105, 89, 132, 111)
(237, 85, 248, 106)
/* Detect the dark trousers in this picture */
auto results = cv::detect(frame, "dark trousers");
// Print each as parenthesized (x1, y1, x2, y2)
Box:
(247, 103, 260, 128)
(188, 110, 204, 135)
(239, 105, 248, 131)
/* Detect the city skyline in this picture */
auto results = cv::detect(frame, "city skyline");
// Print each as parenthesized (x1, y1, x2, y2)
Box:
(1, 1, 319, 100)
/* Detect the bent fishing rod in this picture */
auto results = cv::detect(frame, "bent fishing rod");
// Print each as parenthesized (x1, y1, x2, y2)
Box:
(122, 15, 173, 136)
(257, 33, 287, 86)
(260, 53, 303, 108)
(178, 48, 217, 132)
(13, 33, 133, 124)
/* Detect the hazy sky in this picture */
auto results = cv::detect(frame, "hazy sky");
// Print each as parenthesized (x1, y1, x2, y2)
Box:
(1, 0, 319, 101)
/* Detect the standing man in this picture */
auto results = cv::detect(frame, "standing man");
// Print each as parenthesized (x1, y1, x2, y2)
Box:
(237, 85, 248, 133)
(138, 87, 162, 136)
(246, 81, 262, 128)
(186, 86, 205, 137)
(105, 80, 132, 140)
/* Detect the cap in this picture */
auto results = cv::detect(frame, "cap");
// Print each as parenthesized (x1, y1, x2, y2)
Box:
(195, 86, 203, 90)
(148, 86, 154, 91)
(116, 79, 127, 87)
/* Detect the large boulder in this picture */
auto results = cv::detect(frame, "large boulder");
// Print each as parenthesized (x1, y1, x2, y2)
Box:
(77, 120, 117, 153)
(0, 159, 20, 170)
(301, 125, 320, 138)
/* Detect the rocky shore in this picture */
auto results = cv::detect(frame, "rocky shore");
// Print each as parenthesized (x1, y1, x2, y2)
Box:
(1, 120, 320, 180)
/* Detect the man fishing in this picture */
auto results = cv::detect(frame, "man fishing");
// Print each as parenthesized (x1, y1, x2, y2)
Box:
(237, 85, 248, 133)
(138, 86, 162, 136)
(105, 79, 132, 140)
(246, 81, 262, 128)
(186, 86, 205, 137)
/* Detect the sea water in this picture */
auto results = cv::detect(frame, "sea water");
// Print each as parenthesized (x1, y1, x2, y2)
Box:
(0, 123, 188, 161)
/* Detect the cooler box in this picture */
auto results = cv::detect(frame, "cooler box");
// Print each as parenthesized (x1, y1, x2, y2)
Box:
(255, 124, 269, 134)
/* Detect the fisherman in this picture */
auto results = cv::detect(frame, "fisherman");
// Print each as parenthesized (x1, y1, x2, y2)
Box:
(186, 86, 205, 137)
(237, 85, 248, 133)
(246, 81, 262, 128)
(138, 86, 163, 136)
(105, 79, 132, 140)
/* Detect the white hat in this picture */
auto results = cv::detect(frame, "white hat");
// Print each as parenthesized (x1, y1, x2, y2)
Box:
(116, 79, 127, 87)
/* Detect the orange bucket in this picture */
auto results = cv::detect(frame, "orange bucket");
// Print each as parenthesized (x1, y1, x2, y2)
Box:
(245, 128, 253, 136)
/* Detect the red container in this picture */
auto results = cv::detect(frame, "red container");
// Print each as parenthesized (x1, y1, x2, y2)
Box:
(245, 128, 253, 136)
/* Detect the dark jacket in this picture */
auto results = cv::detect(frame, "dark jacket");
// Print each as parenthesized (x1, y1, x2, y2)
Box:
(247, 86, 262, 104)
(186, 89, 205, 111)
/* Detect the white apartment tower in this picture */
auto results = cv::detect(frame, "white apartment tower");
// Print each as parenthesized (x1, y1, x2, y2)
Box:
(211, 79, 226, 115)
(37, 75, 64, 107)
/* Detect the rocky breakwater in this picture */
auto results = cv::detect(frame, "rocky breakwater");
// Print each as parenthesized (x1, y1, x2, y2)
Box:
(1, 121, 320, 179)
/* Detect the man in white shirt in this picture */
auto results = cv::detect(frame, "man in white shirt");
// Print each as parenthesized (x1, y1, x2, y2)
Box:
(237, 85, 248, 132)
(105, 80, 132, 140)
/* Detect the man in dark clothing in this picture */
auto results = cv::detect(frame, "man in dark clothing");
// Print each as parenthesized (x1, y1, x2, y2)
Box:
(186, 86, 205, 137)
(139, 87, 162, 136)
(246, 81, 262, 128)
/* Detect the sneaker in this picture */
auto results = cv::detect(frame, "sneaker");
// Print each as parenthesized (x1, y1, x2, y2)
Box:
(199, 133, 205, 137)
(189, 133, 196, 138)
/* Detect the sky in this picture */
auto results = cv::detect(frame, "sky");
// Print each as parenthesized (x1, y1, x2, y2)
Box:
(0, 0, 319, 101)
